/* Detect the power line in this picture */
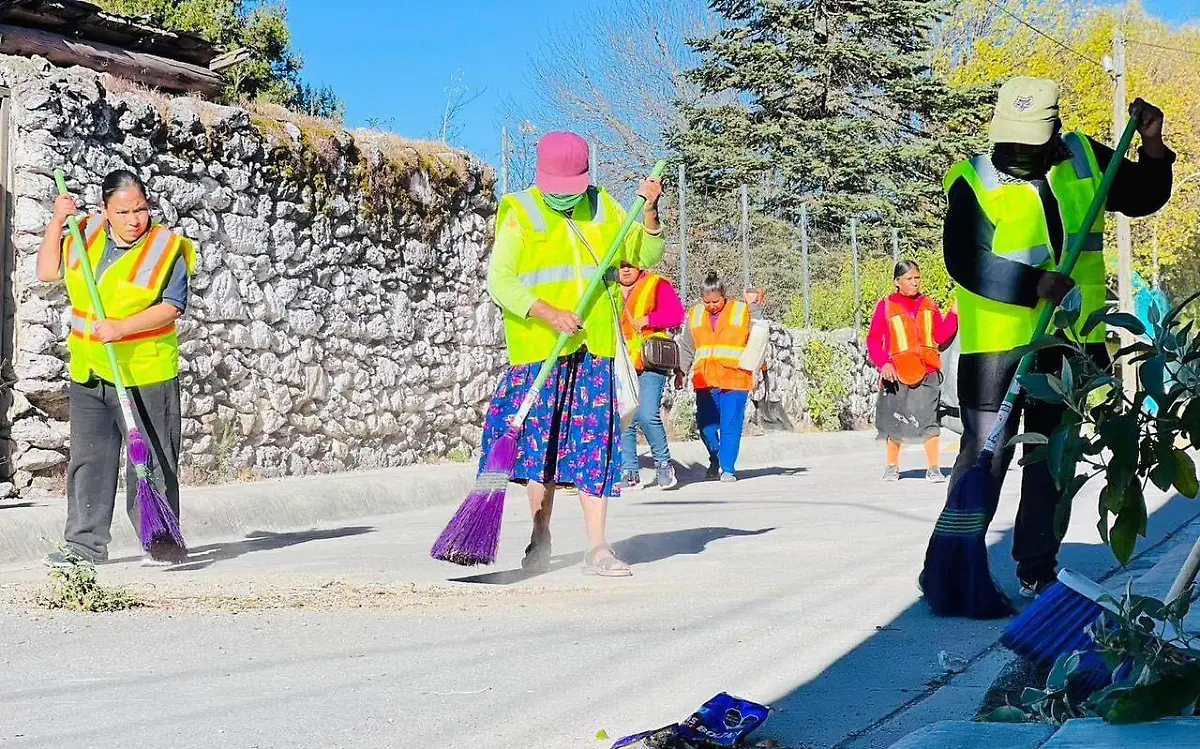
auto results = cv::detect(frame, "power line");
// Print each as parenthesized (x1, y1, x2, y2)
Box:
(1127, 38, 1200, 57)
(982, 0, 1107, 69)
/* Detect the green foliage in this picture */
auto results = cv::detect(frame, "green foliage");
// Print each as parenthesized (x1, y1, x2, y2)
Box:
(37, 555, 145, 612)
(786, 247, 954, 331)
(1019, 293, 1200, 565)
(801, 338, 851, 431)
(672, 0, 990, 251)
(95, 0, 341, 116)
(982, 586, 1200, 725)
(670, 390, 701, 441)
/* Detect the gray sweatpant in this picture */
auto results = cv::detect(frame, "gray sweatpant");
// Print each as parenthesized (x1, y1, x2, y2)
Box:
(64, 377, 182, 561)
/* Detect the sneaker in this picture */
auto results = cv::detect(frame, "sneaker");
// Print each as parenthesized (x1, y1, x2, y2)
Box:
(622, 470, 641, 491)
(719, 472, 738, 483)
(705, 459, 721, 480)
(1018, 576, 1057, 599)
(43, 548, 94, 568)
(926, 467, 947, 483)
(654, 462, 678, 490)
(882, 465, 900, 482)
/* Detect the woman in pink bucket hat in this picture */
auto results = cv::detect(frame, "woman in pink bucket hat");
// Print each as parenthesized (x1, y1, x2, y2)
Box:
(482, 131, 664, 577)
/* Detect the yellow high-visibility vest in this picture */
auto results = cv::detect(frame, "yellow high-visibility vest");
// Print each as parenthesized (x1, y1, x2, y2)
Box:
(63, 215, 197, 386)
(944, 131, 1106, 354)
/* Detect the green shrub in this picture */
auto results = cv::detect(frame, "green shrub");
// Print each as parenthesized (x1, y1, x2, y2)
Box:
(801, 338, 852, 431)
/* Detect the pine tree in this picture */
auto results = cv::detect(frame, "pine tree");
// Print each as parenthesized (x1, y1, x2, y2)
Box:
(672, 0, 990, 246)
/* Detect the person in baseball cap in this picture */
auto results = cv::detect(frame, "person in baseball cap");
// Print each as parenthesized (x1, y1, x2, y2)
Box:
(922, 76, 1175, 617)
(480, 130, 664, 578)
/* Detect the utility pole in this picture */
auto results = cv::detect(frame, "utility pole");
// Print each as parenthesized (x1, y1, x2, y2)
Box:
(589, 142, 598, 184)
(891, 227, 900, 263)
(679, 164, 688, 302)
(800, 203, 812, 328)
(500, 126, 509, 196)
(851, 218, 861, 332)
(740, 184, 751, 291)
(1113, 19, 1136, 396)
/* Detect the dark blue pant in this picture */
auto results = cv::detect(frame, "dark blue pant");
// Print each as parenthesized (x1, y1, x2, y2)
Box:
(695, 387, 749, 474)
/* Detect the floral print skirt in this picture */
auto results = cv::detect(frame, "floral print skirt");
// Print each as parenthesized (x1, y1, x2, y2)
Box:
(479, 349, 621, 498)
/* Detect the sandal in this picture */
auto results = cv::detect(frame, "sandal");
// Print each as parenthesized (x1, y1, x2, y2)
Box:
(582, 545, 632, 577)
(521, 530, 552, 572)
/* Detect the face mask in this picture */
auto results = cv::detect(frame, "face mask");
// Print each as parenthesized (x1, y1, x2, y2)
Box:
(993, 143, 1052, 179)
(543, 192, 585, 212)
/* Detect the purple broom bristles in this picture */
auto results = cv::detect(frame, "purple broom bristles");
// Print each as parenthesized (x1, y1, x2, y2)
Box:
(431, 428, 518, 566)
(129, 429, 187, 560)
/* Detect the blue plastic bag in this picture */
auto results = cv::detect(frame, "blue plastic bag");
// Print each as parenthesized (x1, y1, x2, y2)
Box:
(611, 694, 770, 748)
(677, 693, 769, 747)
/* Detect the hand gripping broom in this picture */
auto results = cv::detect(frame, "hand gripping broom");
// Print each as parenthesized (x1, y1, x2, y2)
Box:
(920, 117, 1139, 619)
(431, 160, 667, 566)
(55, 169, 187, 561)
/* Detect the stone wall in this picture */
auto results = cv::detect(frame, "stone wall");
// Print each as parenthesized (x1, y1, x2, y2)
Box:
(666, 325, 878, 438)
(0, 56, 504, 496)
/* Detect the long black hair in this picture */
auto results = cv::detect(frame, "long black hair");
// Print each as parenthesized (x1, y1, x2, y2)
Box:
(893, 259, 920, 280)
(101, 169, 148, 206)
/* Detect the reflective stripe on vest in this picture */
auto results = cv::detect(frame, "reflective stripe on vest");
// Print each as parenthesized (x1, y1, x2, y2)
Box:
(621, 272, 669, 369)
(63, 215, 106, 270)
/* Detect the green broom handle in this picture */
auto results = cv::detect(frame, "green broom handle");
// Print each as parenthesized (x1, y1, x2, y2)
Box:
(53, 170, 140, 426)
(512, 160, 667, 423)
(984, 117, 1140, 453)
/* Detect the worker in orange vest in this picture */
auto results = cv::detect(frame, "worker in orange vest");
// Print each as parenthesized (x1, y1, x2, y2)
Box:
(866, 260, 957, 482)
(618, 262, 685, 490)
(676, 272, 762, 482)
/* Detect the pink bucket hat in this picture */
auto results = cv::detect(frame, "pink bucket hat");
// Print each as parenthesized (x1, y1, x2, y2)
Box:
(535, 131, 590, 194)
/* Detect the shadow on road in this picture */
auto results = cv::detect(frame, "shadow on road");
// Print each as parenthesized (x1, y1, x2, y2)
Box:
(449, 526, 775, 586)
(759, 493, 1200, 748)
(120, 526, 377, 571)
(0, 502, 36, 510)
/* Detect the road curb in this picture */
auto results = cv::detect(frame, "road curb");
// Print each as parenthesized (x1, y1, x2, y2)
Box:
(0, 429, 884, 567)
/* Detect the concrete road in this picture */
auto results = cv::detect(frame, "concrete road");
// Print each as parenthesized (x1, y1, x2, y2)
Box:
(1, 441, 1197, 749)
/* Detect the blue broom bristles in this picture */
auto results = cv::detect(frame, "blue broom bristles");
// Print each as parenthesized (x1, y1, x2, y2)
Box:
(921, 454, 1015, 619)
(1001, 573, 1126, 698)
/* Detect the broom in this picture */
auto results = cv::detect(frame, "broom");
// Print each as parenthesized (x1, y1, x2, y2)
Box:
(1001, 534, 1200, 697)
(431, 160, 668, 566)
(55, 169, 187, 562)
(920, 116, 1139, 619)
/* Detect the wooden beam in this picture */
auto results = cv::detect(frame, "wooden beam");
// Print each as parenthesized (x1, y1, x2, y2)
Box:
(0, 22, 222, 96)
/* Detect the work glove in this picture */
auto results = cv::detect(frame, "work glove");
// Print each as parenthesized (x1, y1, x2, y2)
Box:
(1035, 271, 1076, 306)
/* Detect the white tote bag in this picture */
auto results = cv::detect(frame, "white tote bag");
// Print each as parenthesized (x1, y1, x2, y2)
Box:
(738, 318, 771, 372)
(565, 221, 640, 430)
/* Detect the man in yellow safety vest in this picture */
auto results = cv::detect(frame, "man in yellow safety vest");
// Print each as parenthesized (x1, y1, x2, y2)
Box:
(942, 77, 1173, 598)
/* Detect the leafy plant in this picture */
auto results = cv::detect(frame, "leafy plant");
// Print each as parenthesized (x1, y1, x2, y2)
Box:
(36, 554, 146, 613)
(1014, 289, 1200, 564)
(981, 585, 1200, 725)
(801, 339, 851, 431)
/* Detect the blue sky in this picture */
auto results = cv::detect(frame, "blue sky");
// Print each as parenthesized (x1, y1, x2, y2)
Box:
(287, 0, 1197, 166)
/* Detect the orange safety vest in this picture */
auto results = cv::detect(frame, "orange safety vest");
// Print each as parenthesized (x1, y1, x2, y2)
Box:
(885, 295, 942, 387)
(620, 272, 671, 370)
(689, 299, 753, 391)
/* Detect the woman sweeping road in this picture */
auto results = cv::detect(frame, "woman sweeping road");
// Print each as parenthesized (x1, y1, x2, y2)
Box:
(482, 131, 664, 577)
(866, 260, 957, 482)
(37, 170, 196, 567)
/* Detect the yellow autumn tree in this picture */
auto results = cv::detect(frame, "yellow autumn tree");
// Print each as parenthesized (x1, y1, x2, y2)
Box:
(935, 0, 1200, 287)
